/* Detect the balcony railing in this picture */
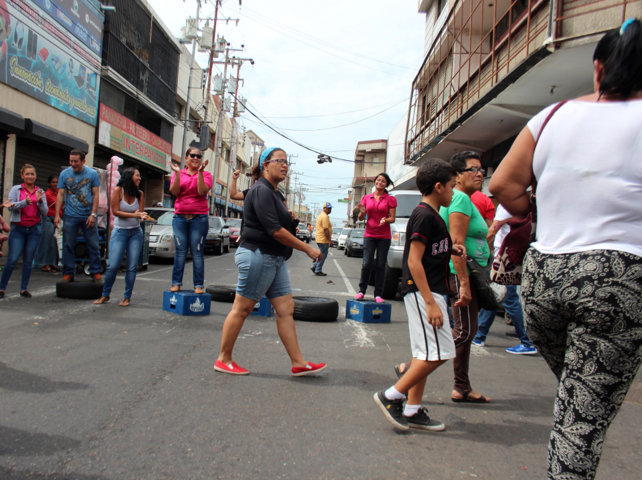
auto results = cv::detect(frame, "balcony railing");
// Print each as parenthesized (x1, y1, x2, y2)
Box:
(405, 0, 639, 163)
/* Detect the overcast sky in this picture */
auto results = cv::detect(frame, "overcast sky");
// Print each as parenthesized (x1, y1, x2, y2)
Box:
(150, 0, 425, 224)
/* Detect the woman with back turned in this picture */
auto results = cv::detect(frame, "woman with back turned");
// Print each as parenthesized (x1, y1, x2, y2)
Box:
(490, 19, 642, 479)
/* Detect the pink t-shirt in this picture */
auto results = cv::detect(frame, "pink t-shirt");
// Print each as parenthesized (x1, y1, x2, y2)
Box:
(360, 192, 398, 239)
(171, 169, 213, 215)
(17, 185, 42, 227)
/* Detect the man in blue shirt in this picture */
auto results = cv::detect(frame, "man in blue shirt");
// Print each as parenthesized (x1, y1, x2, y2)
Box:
(54, 150, 101, 282)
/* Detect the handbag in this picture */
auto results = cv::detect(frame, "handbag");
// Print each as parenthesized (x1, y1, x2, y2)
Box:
(467, 256, 505, 311)
(490, 100, 568, 285)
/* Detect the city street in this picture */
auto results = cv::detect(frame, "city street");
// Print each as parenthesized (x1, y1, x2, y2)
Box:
(1, 248, 640, 480)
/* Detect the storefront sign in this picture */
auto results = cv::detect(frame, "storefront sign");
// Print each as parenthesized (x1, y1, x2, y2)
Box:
(0, 0, 102, 125)
(98, 104, 172, 171)
(31, 0, 103, 56)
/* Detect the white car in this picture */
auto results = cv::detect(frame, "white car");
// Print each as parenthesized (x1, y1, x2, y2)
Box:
(337, 227, 352, 250)
(148, 212, 176, 258)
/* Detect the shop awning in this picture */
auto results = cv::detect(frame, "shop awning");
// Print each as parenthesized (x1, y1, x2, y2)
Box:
(0, 107, 25, 133)
(24, 119, 89, 152)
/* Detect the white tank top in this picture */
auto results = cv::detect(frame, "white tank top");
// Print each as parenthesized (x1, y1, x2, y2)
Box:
(113, 194, 140, 229)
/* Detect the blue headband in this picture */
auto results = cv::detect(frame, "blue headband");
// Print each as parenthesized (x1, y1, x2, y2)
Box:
(259, 147, 280, 172)
(620, 18, 635, 35)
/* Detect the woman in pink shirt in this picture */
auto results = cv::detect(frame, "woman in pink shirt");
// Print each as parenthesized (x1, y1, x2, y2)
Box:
(0, 164, 48, 298)
(354, 173, 397, 303)
(168, 147, 213, 294)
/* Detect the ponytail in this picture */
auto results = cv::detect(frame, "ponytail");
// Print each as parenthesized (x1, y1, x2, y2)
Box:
(594, 18, 642, 99)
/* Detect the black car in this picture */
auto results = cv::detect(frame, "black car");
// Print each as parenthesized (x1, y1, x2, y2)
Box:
(344, 228, 365, 257)
(205, 216, 231, 255)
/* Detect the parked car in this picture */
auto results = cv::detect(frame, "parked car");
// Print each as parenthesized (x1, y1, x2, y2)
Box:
(205, 216, 230, 255)
(344, 228, 365, 257)
(330, 230, 340, 247)
(148, 211, 176, 258)
(296, 222, 311, 243)
(144, 207, 174, 222)
(337, 227, 352, 250)
(224, 217, 242, 245)
(381, 190, 423, 299)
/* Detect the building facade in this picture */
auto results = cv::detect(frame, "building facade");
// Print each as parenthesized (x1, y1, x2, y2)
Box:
(350, 139, 388, 219)
(402, 0, 640, 182)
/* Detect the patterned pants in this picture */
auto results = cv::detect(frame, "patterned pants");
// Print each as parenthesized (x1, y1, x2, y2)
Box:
(521, 248, 642, 480)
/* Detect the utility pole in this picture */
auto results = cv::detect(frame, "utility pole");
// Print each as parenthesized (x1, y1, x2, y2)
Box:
(180, 0, 201, 168)
(224, 55, 254, 217)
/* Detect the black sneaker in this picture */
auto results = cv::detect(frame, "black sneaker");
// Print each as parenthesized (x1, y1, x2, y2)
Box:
(19, 290, 32, 298)
(314, 271, 327, 276)
(373, 391, 409, 431)
(404, 407, 445, 431)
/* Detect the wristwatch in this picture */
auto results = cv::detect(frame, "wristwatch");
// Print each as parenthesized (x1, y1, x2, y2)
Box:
(91, 213, 97, 218)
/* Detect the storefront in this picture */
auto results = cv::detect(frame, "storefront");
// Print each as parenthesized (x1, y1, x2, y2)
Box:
(94, 104, 171, 207)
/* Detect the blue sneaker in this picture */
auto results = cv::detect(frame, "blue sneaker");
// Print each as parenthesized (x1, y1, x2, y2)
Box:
(506, 344, 537, 355)
(471, 338, 485, 347)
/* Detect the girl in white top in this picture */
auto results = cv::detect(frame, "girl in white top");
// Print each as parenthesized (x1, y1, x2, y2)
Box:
(94, 168, 148, 307)
(490, 18, 642, 480)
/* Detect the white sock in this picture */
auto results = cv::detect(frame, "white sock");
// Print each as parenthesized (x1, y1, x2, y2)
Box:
(404, 404, 421, 417)
(384, 386, 405, 401)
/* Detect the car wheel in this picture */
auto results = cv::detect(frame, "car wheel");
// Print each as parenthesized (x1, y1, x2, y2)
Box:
(206, 284, 236, 303)
(382, 266, 401, 300)
(293, 296, 338, 322)
(56, 280, 103, 300)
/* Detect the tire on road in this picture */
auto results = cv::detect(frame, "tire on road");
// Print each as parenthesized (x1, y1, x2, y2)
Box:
(293, 296, 338, 322)
(56, 280, 103, 300)
(381, 266, 401, 300)
(206, 284, 236, 303)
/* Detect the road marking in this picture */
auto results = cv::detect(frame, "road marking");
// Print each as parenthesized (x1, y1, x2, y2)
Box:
(333, 259, 356, 295)
(341, 320, 376, 348)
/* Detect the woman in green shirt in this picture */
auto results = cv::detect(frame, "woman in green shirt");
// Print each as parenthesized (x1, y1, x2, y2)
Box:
(440, 151, 491, 403)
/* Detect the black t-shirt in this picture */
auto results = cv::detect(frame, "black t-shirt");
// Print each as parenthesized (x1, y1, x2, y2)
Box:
(399, 202, 452, 296)
(240, 177, 295, 258)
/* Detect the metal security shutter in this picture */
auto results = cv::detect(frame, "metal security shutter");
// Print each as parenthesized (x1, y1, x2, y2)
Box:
(14, 140, 68, 190)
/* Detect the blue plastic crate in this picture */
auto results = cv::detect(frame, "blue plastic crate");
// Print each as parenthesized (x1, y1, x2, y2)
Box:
(250, 296, 273, 317)
(162, 291, 211, 316)
(345, 299, 391, 323)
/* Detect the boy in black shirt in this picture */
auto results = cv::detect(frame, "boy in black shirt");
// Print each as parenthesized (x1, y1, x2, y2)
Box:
(373, 159, 464, 431)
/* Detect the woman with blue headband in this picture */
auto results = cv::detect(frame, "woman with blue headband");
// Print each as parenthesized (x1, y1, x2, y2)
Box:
(214, 147, 327, 377)
(491, 19, 642, 479)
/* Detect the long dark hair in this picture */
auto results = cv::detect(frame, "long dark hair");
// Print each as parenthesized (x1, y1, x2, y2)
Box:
(117, 168, 142, 201)
(594, 18, 642, 99)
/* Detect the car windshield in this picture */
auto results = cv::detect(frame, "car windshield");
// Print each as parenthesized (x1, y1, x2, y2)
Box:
(394, 193, 423, 218)
(341, 228, 351, 235)
(208, 217, 223, 229)
(349, 229, 365, 239)
(225, 218, 242, 228)
(146, 209, 172, 221)
(156, 212, 174, 225)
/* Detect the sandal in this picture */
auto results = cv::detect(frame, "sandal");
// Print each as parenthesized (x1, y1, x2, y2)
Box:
(451, 390, 491, 404)
(194, 287, 204, 294)
(41, 266, 52, 272)
(170, 285, 180, 292)
(394, 362, 409, 379)
(119, 298, 130, 307)
(93, 296, 110, 305)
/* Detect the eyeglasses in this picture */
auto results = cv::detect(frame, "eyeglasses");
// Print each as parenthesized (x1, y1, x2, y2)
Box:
(268, 159, 290, 166)
(188, 153, 203, 159)
(462, 167, 485, 175)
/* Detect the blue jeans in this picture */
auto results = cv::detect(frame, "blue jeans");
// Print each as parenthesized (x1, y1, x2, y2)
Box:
(102, 227, 143, 299)
(474, 285, 532, 347)
(0, 223, 42, 291)
(235, 246, 291, 300)
(172, 214, 208, 288)
(34, 216, 58, 266)
(313, 242, 330, 273)
(62, 216, 101, 276)
(358, 237, 391, 297)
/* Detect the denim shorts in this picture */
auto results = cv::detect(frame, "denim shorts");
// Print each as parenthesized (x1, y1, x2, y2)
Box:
(235, 246, 291, 301)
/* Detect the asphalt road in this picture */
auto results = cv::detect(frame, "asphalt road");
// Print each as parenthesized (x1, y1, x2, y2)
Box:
(1, 247, 640, 480)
